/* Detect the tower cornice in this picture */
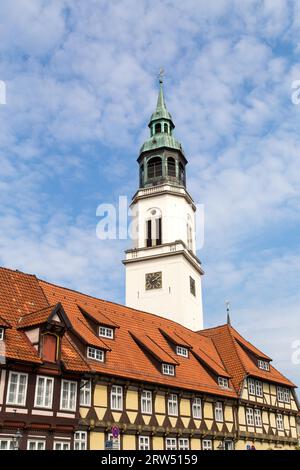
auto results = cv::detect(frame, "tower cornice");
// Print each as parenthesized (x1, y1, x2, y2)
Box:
(130, 183, 196, 211)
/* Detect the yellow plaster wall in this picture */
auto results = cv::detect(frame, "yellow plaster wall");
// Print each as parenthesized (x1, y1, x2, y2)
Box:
(90, 431, 105, 450)
(123, 435, 136, 450)
(190, 438, 201, 450)
(126, 390, 138, 410)
(180, 398, 191, 416)
(155, 394, 166, 414)
(153, 436, 164, 450)
(94, 384, 107, 407)
(203, 402, 213, 419)
(224, 405, 233, 422)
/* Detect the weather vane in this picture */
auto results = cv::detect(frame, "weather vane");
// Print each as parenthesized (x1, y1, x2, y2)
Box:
(225, 300, 231, 325)
(158, 67, 165, 84)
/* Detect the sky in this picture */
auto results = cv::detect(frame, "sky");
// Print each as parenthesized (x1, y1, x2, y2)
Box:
(0, 0, 300, 388)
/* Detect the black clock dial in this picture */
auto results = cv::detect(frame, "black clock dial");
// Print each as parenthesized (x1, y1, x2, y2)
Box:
(145, 271, 162, 290)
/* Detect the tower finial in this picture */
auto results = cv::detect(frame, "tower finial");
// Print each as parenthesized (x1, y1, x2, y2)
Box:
(225, 300, 231, 325)
(158, 67, 165, 84)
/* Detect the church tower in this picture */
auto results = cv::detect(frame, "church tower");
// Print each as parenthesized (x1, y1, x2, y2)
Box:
(123, 78, 204, 331)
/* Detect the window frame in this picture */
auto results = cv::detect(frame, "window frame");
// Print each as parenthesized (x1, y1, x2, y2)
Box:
(255, 380, 263, 397)
(218, 377, 229, 389)
(176, 345, 188, 358)
(248, 378, 256, 395)
(0, 328, 4, 341)
(87, 346, 104, 362)
(98, 326, 114, 339)
(192, 397, 202, 419)
(34, 375, 54, 409)
(254, 408, 262, 427)
(0, 439, 15, 450)
(214, 401, 224, 423)
(53, 441, 71, 450)
(246, 407, 254, 426)
(178, 438, 189, 450)
(80, 379, 92, 407)
(27, 440, 46, 450)
(167, 393, 178, 417)
(276, 413, 284, 431)
(60, 379, 77, 412)
(141, 390, 152, 415)
(165, 437, 177, 450)
(258, 359, 270, 371)
(74, 431, 87, 450)
(202, 439, 212, 450)
(111, 385, 123, 411)
(139, 435, 150, 450)
(162, 363, 175, 376)
(6, 371, 28, 406)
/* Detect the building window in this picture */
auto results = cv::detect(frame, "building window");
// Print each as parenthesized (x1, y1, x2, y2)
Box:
(60, 380, 77, 411)
(167, 157, 176, 177)
(178, 438, 189, 450)
(214, 401, 224, 423)
(162, 363, 175, 376)
(218, 377, 229, 389)
(27, 440, 46, 450)
(0, 439, 15, 450)
(202, 439, 212, 450)
(255, 380, 263, 397)
(34, 376, 54, 409)
(74, 431, 87, 450)
(54, 441, 71, 450)
(111, 385, 123, 411)
(99, 326, 114, 339)
(258, 360, 270, 371)
(167, 394, 178, 416)
(80, 380, 91, 407)
(87, 346, 104, 362)
(7, 371, 28, 406)
(224, 440, 234, 450)
(0, 328, 4, 341)
(107, 433, 121, 450)
(165, 438, 177, 450)
(277, 386, 290, 404)
(154, 123, 162, 134)
(276, 413, 284, 431)
(254, 409, 262, 427)
(141, 390, 152, 414)
(147, 156, 162, 178)
(139, 436, 150, 450)
(246, 408, 254, 426)
(248, 378, 255, 395)
(192, 397, 202, 419)
(189, 277, 196, 296)
(176, 346, 188, 358)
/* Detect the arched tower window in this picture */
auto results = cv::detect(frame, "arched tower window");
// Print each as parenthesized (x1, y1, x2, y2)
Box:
(140, 164, 144, 186)
(167, 157, 176, 177)
(154, 123, 161, 134)
(147, 156, 162, 179)
(164, 123, 169, 134)
(146, 208, 162, 247)
(179, 162, 185, 184)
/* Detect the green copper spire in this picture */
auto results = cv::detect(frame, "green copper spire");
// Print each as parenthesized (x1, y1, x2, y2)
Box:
(149, 77, 174, 125)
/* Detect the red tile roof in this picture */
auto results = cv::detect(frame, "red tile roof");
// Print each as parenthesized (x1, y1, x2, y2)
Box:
(200, 324, 295, 390)
(0, 267, 296, 397)
(0, 315, 11, 328)
(17, 304, 61, 328)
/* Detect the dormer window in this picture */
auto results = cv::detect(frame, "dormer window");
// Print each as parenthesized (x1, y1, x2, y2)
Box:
(162, 363, 175, 376)
(176, 345, 188, 358)
(87, 346, 104, 362)
(0, 328, 4, 341)
(258, 360, 270, 371)
(99, 326, 114, 339)
(218, 377, 229, 389)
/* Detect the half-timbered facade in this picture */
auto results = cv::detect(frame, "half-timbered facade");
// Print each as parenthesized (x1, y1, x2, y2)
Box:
(0, 267, 298, 450)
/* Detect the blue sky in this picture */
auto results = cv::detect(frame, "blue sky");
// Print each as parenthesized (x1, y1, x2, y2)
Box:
(0, 0, 300, 388)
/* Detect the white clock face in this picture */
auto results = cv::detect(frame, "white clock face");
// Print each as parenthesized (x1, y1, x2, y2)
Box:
(145, 271, 162, 290)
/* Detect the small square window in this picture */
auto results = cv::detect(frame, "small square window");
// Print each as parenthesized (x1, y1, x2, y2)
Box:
(218, 377, 229, 389)
(176, 346, 188, 358)
(190, 277, 196, 296)
(162, 363, 175, 376)
(87, 347, 104, 362)
(0, 328, 4, 341)
(99, 326, 114, 339)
